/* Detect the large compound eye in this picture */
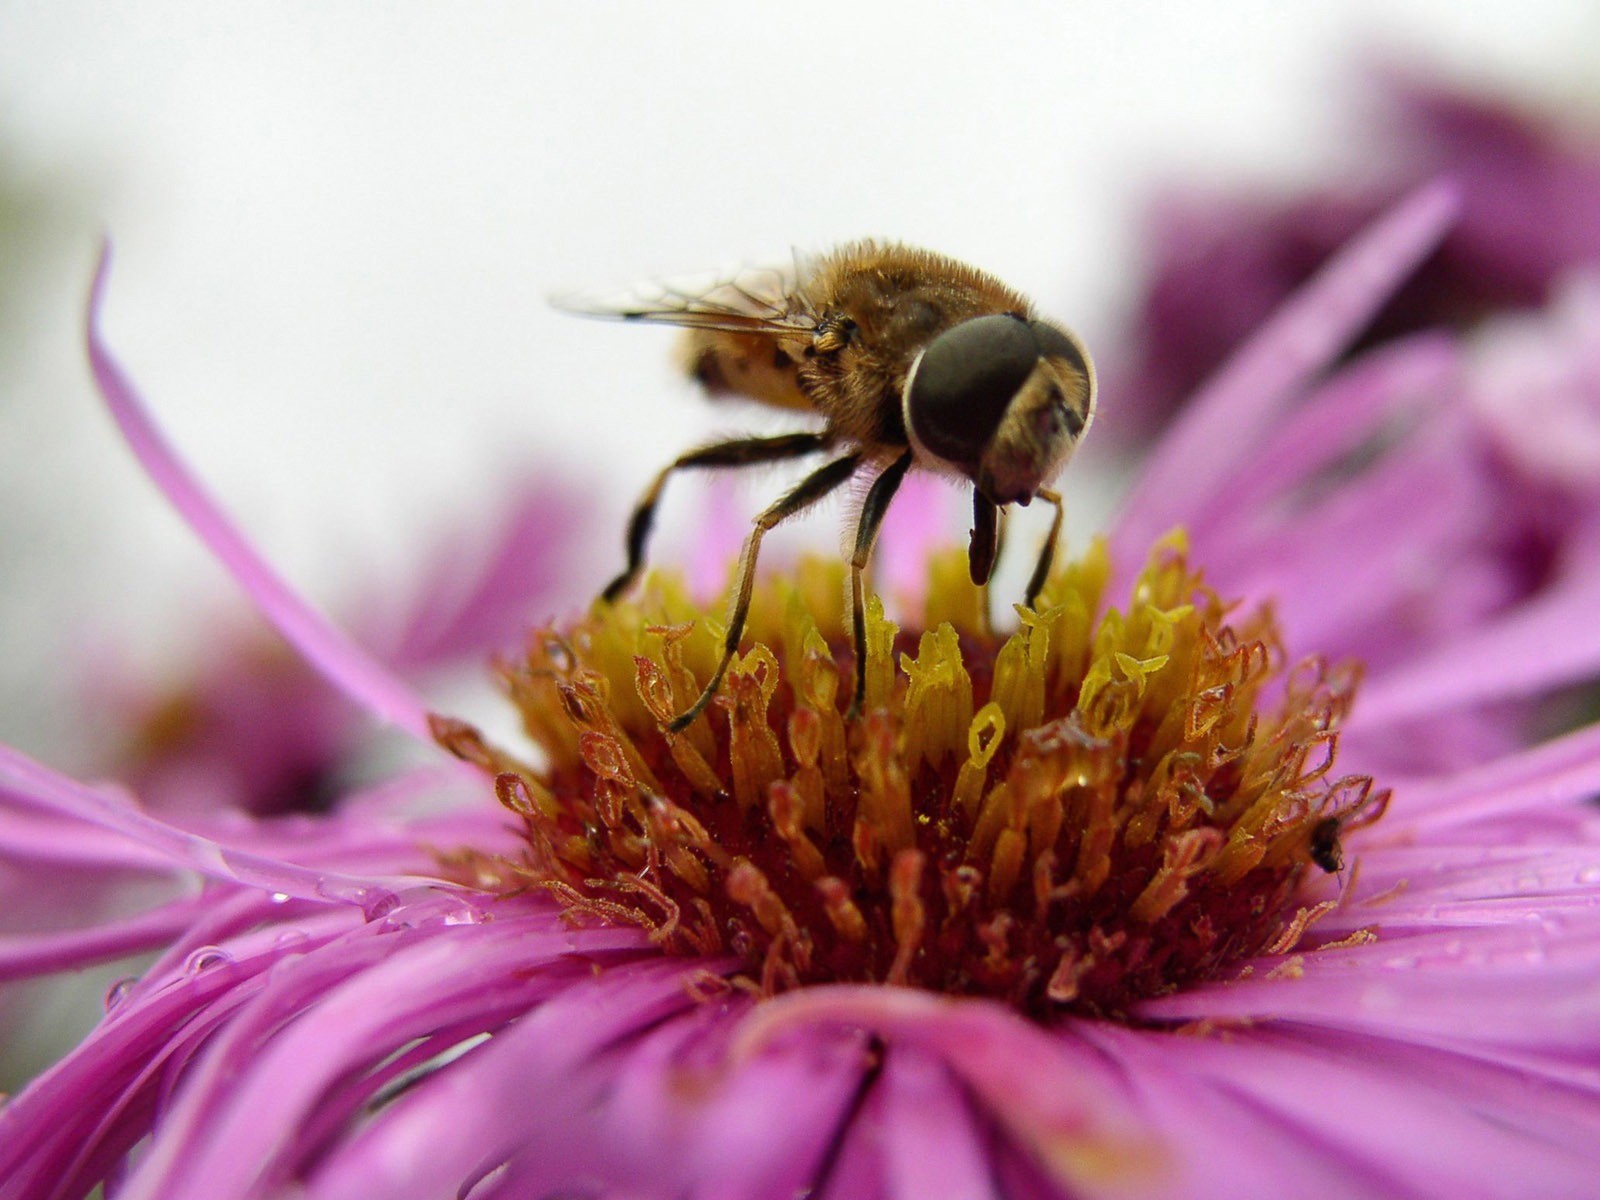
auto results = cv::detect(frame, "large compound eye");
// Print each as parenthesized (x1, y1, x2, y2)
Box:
(1029, 318, 1093, 438)
(902, 314, 1038, 473)
(1028, 319, 1091, 384)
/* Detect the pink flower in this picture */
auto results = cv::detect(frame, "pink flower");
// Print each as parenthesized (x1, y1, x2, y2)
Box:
(4, 184, 1600, 1198)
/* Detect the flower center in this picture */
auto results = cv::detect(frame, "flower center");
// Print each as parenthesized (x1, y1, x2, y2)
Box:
(446, 535, 1386, 1020)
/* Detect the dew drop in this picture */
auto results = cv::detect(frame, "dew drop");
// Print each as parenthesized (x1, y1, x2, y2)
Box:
(274, 929, 310, 951)
(184, 946, 233, 975)
(103, 976, 136, 1012)
(440, 902, 484, 926)
(270, 892, 291, 905)
(542, 636, 575, 673)
(360, 890, 401, 923)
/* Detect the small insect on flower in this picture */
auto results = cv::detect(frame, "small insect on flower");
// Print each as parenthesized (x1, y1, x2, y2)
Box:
(1308, 815, 1346, 874)
(557, 241, 1097, 730)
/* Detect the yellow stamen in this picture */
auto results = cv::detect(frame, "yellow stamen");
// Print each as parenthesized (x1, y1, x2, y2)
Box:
(462, 533, 1387, 1019)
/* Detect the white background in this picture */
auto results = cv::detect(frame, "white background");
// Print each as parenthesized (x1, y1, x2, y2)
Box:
(1, 2, 1597, 762)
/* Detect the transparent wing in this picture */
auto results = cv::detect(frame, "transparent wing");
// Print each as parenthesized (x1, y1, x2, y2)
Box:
(551, 256, 818, 335)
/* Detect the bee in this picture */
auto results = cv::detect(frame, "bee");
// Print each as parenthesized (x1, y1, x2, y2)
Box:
(560, 241, 1096, 730)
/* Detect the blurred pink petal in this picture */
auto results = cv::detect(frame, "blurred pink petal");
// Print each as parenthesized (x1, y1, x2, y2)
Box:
(1113, 181, 1459, 567)
(1113, 61, 1600, 470)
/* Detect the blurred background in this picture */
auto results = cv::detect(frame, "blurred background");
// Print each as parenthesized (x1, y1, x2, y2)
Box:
(2, 0, 1598, 767)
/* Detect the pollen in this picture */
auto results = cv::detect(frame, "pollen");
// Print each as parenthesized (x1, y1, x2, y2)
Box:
(468, 535, 1389, 1019)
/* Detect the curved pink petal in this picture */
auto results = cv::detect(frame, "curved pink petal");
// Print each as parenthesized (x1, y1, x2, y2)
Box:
(87, 245, 435, 743)
(1210, 423, 1490, 663)
(1113, 181, 1460, 567)
(0, 742, 416, 914)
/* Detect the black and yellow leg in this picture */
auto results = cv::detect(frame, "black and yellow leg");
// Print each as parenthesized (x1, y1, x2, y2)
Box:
(848, 450, 914, 718)
(1023, 488, 1065, 610)
(669, 452, 865, 731)
(602, 431, 830, 603)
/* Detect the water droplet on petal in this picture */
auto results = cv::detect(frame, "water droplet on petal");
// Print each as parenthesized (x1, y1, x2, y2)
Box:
(103, 977, 136, 1012)
(183, 946, 233, 975)
(360, 890, 401, 922)
(274, 929, 310, 951)
(270, 892, 291, 904)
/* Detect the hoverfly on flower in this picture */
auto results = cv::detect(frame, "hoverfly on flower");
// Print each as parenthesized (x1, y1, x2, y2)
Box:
(559, 241, 1096, 728)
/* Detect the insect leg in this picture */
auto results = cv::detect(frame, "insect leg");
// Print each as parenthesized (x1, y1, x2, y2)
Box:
(669, 452, 865, 731)
(602, 431, 830, 604)
(847, 450, 915, 719)
(1023, 488, 1065, 610)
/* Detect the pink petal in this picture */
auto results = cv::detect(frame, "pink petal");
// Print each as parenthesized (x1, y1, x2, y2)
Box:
(1071, 1024, 1390, 1200)
(1385, 717, 1600, 827)
(880, 1046, 1002, 1200)
(736, 986, 1171, 1197)
(0, 892, 212, 981)
(301, 955, 712, 1200)
(380, 482, 589, 668)
(1087, 1023, 1600, 1199)
(120, 914, 629, 1199)
(1353, 529, 1600, 723)
(0, 742, 414, 914)
(1114, 181, 1460, 569)
(1208, 423, 1487, 659)
(87, 245, 434, 743)
(1185, 332, 1460, 540)
(1141, 894, 1600, 1055)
